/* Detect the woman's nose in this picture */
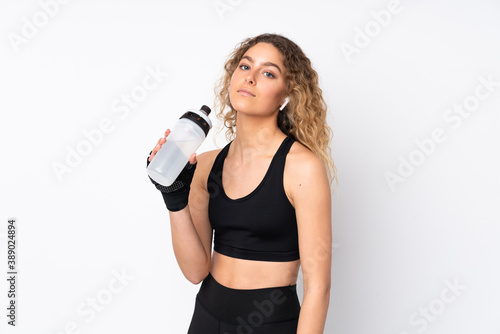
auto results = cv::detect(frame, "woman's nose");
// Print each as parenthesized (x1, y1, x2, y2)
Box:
(245, 72, 255, 85)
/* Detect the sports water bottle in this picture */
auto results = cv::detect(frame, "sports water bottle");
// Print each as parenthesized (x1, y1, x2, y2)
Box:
(147, 105, 212, 186)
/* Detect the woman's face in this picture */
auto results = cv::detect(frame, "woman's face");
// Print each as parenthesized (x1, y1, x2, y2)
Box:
(229, 42, 287, 117)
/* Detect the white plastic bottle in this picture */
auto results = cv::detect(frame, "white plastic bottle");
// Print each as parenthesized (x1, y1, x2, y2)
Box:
(147, 105, 212, 186)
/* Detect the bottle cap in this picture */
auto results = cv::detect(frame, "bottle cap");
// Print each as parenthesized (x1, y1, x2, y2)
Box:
(200, 105, 211, 115)
(180, 105, 212, 136)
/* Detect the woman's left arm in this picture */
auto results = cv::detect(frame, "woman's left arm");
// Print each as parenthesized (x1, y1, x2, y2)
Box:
(287, 148, 332, 334)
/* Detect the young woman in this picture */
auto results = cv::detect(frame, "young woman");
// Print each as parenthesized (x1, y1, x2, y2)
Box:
(147, 33, 337, 333)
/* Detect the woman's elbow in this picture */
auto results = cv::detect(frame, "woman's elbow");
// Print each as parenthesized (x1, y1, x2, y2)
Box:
(304, 278, 331, 296)
(183, 263, 210, 285)
(185, 272, 208, 285)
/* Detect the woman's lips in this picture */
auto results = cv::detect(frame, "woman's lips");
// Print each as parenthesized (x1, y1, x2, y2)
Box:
(237, 88, 255, 97)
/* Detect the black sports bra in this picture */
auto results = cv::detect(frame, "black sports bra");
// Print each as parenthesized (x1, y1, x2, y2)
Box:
(207, 136, 300, 262)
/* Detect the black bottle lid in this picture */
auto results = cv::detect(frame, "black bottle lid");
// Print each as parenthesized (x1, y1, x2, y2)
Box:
(180, 105, 212, 137)
(200, 105, 211, 115)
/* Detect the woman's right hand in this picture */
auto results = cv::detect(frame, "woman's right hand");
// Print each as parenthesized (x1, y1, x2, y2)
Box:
(146, 128, 197, 212)
(148, 129, 171, 162)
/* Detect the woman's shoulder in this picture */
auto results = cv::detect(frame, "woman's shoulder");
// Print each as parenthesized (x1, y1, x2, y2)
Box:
(193, 147, 224, 184)
(285, 138, 328, 188)
(287, 139, 324, 172)
(197, 147, 223, 168)
(198, 147, 223, 157)
(285, 139, 330, 205)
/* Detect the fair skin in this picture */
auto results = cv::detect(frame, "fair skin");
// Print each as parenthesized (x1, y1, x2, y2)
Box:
(149, 42, 332, 333)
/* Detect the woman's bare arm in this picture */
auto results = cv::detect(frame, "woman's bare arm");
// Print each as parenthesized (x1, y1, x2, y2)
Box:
(169, 150, 217, 284)
(286, 144, 332, 333)
(149, 131, 215, 284)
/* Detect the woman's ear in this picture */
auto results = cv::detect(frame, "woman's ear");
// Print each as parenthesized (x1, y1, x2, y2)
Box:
(280, 97, 290, 111)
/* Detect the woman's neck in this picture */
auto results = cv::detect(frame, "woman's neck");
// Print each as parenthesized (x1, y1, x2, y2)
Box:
(230, 112, 286, 162)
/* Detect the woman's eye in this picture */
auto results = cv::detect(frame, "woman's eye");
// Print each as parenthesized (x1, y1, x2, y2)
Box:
(240, 65, 249, 70)
(264, 72, 275, 78)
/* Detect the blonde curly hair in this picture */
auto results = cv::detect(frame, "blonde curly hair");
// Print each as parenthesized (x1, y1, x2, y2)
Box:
(213, 33, 338, 185)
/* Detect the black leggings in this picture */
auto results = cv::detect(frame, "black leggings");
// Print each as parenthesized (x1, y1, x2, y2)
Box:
(187, 272, 300, 334)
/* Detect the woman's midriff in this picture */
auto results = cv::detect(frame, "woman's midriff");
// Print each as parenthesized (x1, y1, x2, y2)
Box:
(209, 250, 300, 289)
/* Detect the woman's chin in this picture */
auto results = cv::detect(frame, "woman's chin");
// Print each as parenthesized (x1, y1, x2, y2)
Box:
(231, 100, 277, 118)
(231, 101, 254, 114)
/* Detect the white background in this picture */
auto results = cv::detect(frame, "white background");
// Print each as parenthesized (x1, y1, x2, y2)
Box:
(1, 0, 499, 333)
